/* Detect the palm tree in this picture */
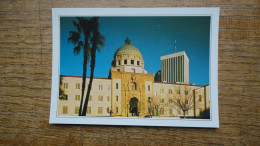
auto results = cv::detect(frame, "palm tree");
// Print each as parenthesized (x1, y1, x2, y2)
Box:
(68, 17, 91, 116)
(81, 17, 105, 116)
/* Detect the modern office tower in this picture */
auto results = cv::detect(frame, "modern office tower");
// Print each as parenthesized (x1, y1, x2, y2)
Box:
(160, 51, 189, 84)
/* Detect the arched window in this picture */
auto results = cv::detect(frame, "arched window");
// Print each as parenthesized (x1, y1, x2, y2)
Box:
(132, 82, 137, 90)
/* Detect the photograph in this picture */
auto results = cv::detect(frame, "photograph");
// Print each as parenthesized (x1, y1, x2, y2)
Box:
(50, 8, 219, 127)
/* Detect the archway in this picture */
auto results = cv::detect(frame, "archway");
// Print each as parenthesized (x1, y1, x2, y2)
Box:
(129, 97, 139, 116)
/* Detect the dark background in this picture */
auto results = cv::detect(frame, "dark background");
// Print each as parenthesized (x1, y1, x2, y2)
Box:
(0, 0, 259, 145)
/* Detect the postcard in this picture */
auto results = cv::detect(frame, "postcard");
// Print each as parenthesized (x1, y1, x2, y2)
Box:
(50, 8, 219, 128)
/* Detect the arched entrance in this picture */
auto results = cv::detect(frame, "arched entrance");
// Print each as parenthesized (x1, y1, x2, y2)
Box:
(129, 97, 139, 116)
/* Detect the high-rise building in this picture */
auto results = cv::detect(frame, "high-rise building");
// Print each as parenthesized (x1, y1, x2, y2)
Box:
(160, 51, 189, 84)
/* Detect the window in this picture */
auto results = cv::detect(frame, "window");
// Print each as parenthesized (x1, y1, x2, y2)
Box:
(169, 109, 173, 115)
(185, 90, 188, 95)
(99, 84, 103, 90)
(76, 83, 80, 89)
(177, 90, 180, 94)
(64, 83, 68, 89)
(118, 60, 121, 65)
(169, 89, 172, 94)
(116, 83, 118, 89)
(74, 106, 79, 114)
(148, 85, 150, 91)
(131, 60, 134, 65)
(107, 107, 109, 113)
(75, 95, 80, 101)
(116, 107, 118, 113)
(116, 96, 118, 102)
(185, 99, 188, 104)
(64, 95, 68, 100)
(160, 88, 164, 94)
(87, 107, 91, 114)
(107, 96, 110, 101)
(117, 69, 120, 71)
(160, 108, 164, 115)
(98, 107, 103, 114)
(98, 96, 103, 101)
(137, 61, 140, 66)
(161, 98, 164, 103)
(124, 60, 127, 64)
(132, 82, 137, 90)
(89, 95, 92, 101)
(62, 106, 68, 114)
(199, 95, 202, 102)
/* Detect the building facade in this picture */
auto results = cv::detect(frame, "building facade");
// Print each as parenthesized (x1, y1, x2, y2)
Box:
(58, 39, 210, 118)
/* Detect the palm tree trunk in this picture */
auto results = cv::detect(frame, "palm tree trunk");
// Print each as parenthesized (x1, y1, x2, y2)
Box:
(82, 17, 100, 116)
(81, 47, 96, 116)
(79, 46, 88, 116)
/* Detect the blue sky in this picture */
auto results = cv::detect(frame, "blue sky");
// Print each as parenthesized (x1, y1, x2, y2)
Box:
(60, 17, 210, 85)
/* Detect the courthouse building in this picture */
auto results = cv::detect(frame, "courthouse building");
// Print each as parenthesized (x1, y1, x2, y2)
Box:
(58, 39, 210, 118)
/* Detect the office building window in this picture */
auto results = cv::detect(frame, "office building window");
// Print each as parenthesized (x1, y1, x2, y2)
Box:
(64, 95, 68, 100)
(118, 60, 121, 65)
(99, 84, 103, 90)
(116, 96, 118, 102)
(137, 61, 140, 66)
(76, 83, 80, 89)
(131, 60, 134, 65)
(169, 109, 173, 115)
(62, 106, 68, 114)
(74, 106, 79, 114)
(185, 99, 188, 104)
(75, 95, 80, 101)
(124, 60, 127, 64)
(148, 85, 150, 91)
(161, 88, 164, 94)
(160, 108, 164, 115)
(98, 107, 102, 114)
(116, 83, 118, 89)
(161, 98, 164, 103)
(169, 89, 172, 94)
(98, 96, 103, 101)
(107, 96, 110, 101)
(116, 107, 118, 113)
(87, 107, 91, 114)
(185, 90, 188, 95)
(64, 83, 68, 89)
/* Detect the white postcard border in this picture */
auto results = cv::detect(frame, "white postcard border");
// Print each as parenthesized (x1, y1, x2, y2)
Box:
(50, 8, 219, 128)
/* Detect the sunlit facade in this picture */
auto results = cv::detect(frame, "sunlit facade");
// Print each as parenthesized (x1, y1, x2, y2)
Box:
(58, 39, 210, 118)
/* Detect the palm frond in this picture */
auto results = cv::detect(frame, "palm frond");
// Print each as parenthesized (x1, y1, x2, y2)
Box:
(68, 31, 80, 45)
(73, 20, 81, 33)
(73, 41, 83, 55)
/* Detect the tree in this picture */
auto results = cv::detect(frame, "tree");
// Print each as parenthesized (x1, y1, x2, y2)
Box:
(168, 86, 197, 118)
(59, 77, 66, 100)
(68, 17, 91, 116)
(81, 17, 105, 116)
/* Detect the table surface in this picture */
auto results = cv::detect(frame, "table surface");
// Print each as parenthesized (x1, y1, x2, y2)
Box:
(0, 0, 259, 145)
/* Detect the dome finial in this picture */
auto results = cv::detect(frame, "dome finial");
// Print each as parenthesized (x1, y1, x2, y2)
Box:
(125, 38, 131, 45)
